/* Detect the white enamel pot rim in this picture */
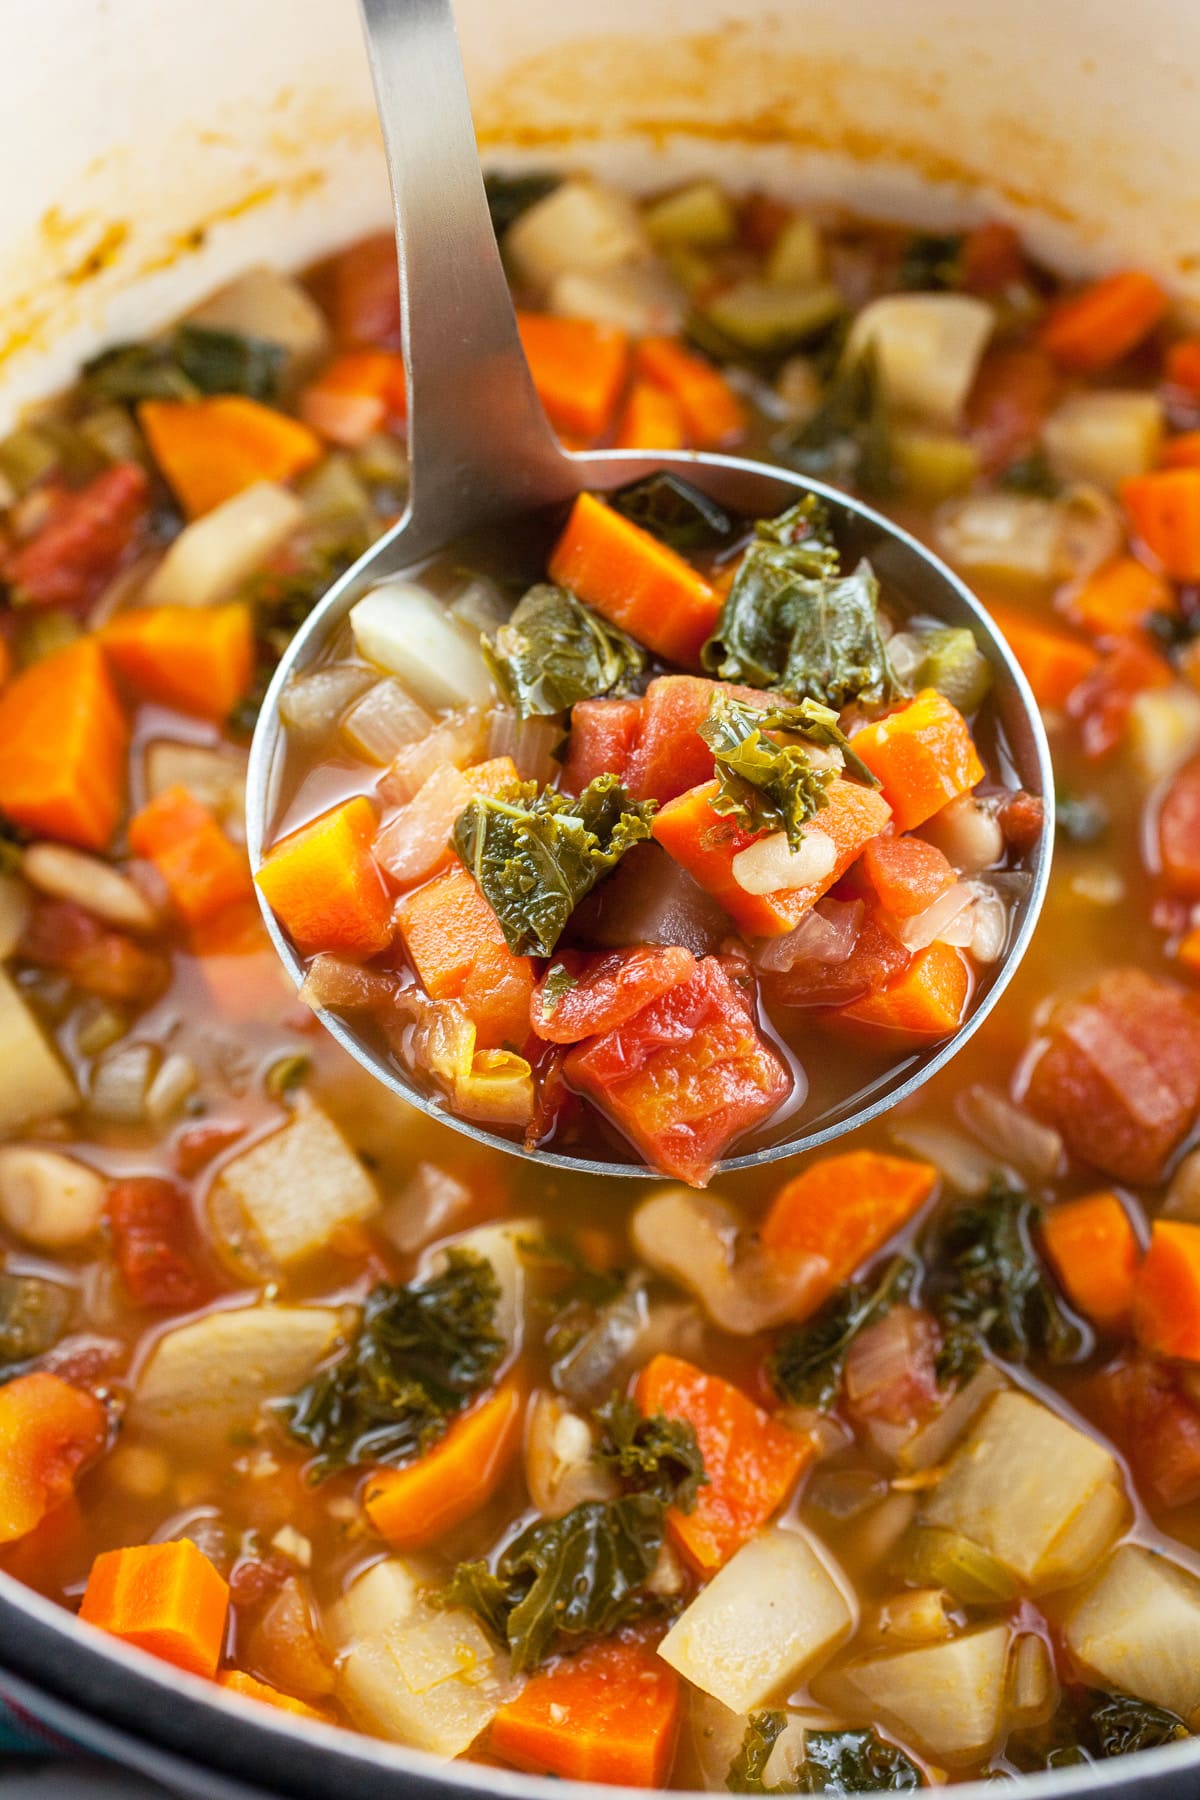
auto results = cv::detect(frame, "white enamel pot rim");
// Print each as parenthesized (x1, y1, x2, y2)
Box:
(3, 0, 1200, 1793)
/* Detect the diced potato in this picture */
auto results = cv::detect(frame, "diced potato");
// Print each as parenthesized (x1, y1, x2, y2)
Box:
(767, 217, 826, 289)
(1043, 390, 1164, 491)
(845, 294, 995, 429)
(505, 179, 648, 288)
(186, 267, 330, 380)
(418, 1218, 534, 1351)
(338, 1604, 515, 1757)
(327, 1557, 421, 1646)
(208, 1093, 379, 1271)
(132, 1304, 345, 1448)
(703, 279, 843, 354)
(144, 481, 303, 608)
(549, 263, 686, 336)
(658, 1527, 854, 1713)
(1064, 1545, 1200, 1725)
(897, 1363, 1007, 1471)
(891, 429, 980, 502)
(643, 182, 737, 250)
(143, 740, 248, 828)
(0, 968, 78, 1135)
(936, 488, 1121, 586)
(1127, 685, 1200, 785)
(350, 581, 494, 710)
(919, 1391, 1126, 1591)
(819, 1625, 1011, 1767)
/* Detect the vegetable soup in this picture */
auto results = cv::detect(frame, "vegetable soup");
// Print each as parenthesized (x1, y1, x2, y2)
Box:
(4, 172, 1200, 1789)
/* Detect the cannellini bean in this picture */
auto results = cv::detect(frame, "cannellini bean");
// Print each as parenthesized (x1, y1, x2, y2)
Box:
(0, 1145, 108, 1248)
(921, 794, 1004, 873)
(22, 843, 160, 933)
(732, 828, 836, 895)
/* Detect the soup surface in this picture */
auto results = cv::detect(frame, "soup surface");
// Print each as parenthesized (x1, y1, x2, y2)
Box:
(3, 173, 1200, 1789)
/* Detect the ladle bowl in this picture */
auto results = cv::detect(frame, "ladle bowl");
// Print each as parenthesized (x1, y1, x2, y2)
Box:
(245, 0, 1054, 1178)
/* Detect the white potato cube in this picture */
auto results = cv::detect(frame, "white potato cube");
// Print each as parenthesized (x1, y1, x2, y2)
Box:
(821, 1625, 1010, 1767)
(1065, 1545, 1200, 1725)
(338, 1604, 515, 1757)
(920, 1390, 1126, 1590)
(845, 294, 995, 428)
(209, 1093, 379, 1269)
(1043, 391, 1164, 490)
(350, 581, 494, 710)
(0, 968, 78, 1134)
(328, 1557, 421, 1646)
(658, 1527, 854, 1713)
(145, 481, 303, 608)
(187, 267, 330, 378)
(549, 262, 685, 336)
(1127, 686, 1200, 785)
(506, 179, 648, 288)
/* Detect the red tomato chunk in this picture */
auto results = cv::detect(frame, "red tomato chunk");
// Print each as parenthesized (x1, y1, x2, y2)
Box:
(1, 463, 149, 610)
(106, 1177, 211, 1310)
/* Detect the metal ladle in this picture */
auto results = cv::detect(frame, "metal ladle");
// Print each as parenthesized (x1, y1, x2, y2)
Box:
(245, 0, 1053, 1179)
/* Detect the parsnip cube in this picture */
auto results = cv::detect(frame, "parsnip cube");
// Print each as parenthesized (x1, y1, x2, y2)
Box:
(820, 1625, 1010, 1767)
(339, 1605, 514, 1757)
(1064, 1545, 1200, 1725)
(657, 1527, 853, 1713)
(209, 1093, 379, 1269)
(920, 1390, 1126, 1590)
(0, 968, 78, 1134)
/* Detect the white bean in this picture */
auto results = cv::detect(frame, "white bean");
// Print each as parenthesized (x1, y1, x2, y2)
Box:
(22, 843, 160, 933)
(0, 1145, 108, 1248)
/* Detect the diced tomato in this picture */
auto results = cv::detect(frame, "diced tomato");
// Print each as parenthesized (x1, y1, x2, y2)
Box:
(530, 945, 697, 1044)
(965, 347, 1059, 474)
(997, 789, 1045, 856)
(106, 1177, 211, 1310)
(331, 234, 401, 347)
(960, 222, 1027, 296)
(1, 464, 149, 611)
(1159, 752, 1200, 894)
(560, 697, 644, 796)
(861, 834, 957, 919)
(564, 955, 791, 1185)
(739, 192, 793, 254)
(1088, 1355, 1200, 1509)
(18, 898, 169, 1004)
(761, 912, 911, 1010)
(1025, 968, 1200, 1182)
(522, 1045, 579, 1151)
(842, 1305, 941, 1432)
(172, 1121, 245, 1179)
(626, 675, 767, 807)
(1069, 639, 1174, 760)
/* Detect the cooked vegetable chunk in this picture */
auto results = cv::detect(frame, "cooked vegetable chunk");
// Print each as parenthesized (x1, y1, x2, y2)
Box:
(820, 1625, 1011, 1767)
(491, 1633, 680, 1786)
(256, 796, 392, 959)
(850, 690, 984, 833)
(1065, 1546, 1200, 1725)
(0, 1373, 107, 1545)
(80, 1540, 229, 1678)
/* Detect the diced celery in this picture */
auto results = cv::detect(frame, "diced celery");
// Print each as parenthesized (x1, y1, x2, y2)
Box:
(891, 428, 979, 501)
(915, 626, 993, 713)
(662, 244, 715, 297)
(767, 216, 826, 289)
(703, 279, 844, 353)
(894, 1524, 1018, 1604)
(644, 181, 737, 250)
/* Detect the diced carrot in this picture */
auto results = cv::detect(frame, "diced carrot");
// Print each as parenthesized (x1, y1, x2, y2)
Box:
(1066, 556, 1175, 640)
(850, 689, 985, 832)
(0, 639, 127, 852)
(1038, 270, 1168, 373)
(652, 776, 892, 937)
(634, 1354, 810, 1573)
(560, 697, 644, 794)
(861, 834, 957, 919)
(463, 755, 521, 796)
(1160, 432, 1200, 470)
(1121, 469, 1200, 581)
(362, 1381, 523, 1549)
(256, 796, 393, 960)
(0, 1494, 87, 1594)
(129, 785, 251, 927)
(331, 233, 401, 347)
(516, 313, 629, 440)
(0, 1373, 108, 1546)
(490, 1633, 680, 1787)
(216, 1670, 326, 1721)
(548, 492, 720, 668)
(834, 941, 972, 1040)
(394, 863, 534, 1050)
(960, 221, 1026, 296)
(80, 1539, 230, 1679)
(1, 463, 149, 609)
(1040, 1191, 1141, 1333)
(1179, 925, 1200, 976)
(1166, 338, 1200, 397)
(564, 954, 791, 1185)
(139, 397, 322, 518)
(985, 607, 1099, 708)
(102, 603, 255, 721)
(761, 1150, 937, 1311)
(614, 380, 686, 451)
(1134, 1220, 1200, 1361)
(530, 945, 697, 1044)
(299, 350, 407, 448)
(634, 338, 747, 449)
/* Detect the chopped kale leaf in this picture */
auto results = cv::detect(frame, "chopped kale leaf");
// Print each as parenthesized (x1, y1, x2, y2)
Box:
(593, 1392, 707, 1511)
(997, 450, 1062, 498)
(773, 346, 892, 494)
(1083, 1690, 1190, 1759)
(727, 1713, 788, 1793)
(802, 1729, 924, 1793)
(482, 583, 646, 719)
(609, 473, 737, 551)
(769, 1256, 916, 1411)
(173, 324, 287, 402)
(700, 693, 836, 848)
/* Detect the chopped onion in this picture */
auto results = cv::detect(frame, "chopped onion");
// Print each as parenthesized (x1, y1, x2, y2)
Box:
(145, 481, 303, 608)
(631, 1186, 826, 1335)
(875, 1587, 956, 1646)
(889, 1120, 994, 1196)
(381, 1161, 473, 1254)
(932, 882, 1008, 962)
(505, 179, 648, 288)
(884, 631, 923, 689)
(956, 1084, 1063, 1180)
(341, 678, 433, 765)
(88, 1041, 158, 1122)
(277, 664, 374, 738)
(452, 1049, 535, 1128)
(899, 1365, 1007, 1472)
(1009, 1633, 1058, 1726)
(378, 709, 487, 806)
(898, 882, 974, 950)
(145, 1052, 199, 1125)
(733, 827, 836, 895)
(350, 581, 494, 709)
(300, 953, 398, 1012)
(374, 769, 470, 886)
(449, 577, 509, 635)
(485, 709, 560, 785)
(755, 897, 863, 974)
(22, 843, 160, 933)
(845, 294, 995, 429)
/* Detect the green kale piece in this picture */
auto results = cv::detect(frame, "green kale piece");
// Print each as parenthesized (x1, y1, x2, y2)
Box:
(925, 1177, 1085, 1368)
(897, 232, 964, 292)
(609, 473, 737, 551)
(485, 170, 561, 237)
(801, 1729, 924, 1793)
(769, 1256, 916, 1411)
(699, 692, 879, 849)
(1083, 1691, 1190, 1759)
(173, 324, 287, 401)
(279, 1250, 503, 1478)
(482, 583, 646, 719)
(452, 773, 656, 957)
(593, 1392, 707, 1511)
(727, 1713, 788, 1793)
(773, 347, 892, 494)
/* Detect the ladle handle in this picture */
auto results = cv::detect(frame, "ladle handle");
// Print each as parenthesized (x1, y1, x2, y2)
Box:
(357, 0, 575, 536)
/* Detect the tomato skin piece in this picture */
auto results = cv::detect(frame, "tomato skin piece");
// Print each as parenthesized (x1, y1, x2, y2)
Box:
(331, 233, 401, 348)
(560, 697, 644, 795)
(530, 945, 697, 1044)
(107, 1177, 212, 1310)
(761, 911, 911, 1011)
(564, 955, 791, 1185)
(1088, 1354, 1200, 1509)
(2, 463, 149, 610)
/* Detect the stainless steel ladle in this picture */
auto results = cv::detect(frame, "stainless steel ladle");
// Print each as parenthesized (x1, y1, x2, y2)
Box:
(245, 0, 1053, 1178)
